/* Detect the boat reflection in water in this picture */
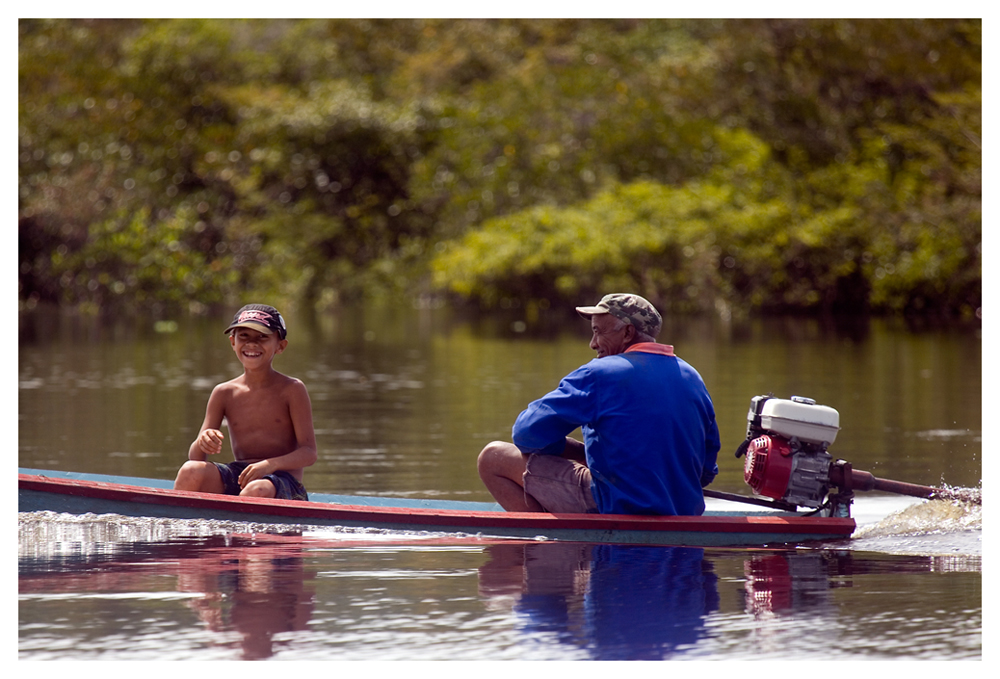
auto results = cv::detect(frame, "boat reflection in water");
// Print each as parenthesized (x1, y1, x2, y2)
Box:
(174, 536, 316, 660)
(743, 551, 839, 619)
(19, 527, 318, 660)
(18, 514, 982, 660)
(476, 541, 981, 659)
(478, 542, 720, 659)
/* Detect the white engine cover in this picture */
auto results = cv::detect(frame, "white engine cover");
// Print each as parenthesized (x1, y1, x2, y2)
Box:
(757, 396, 840, 446)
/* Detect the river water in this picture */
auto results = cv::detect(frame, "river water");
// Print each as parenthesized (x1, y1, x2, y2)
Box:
(17, 304, 982, 660)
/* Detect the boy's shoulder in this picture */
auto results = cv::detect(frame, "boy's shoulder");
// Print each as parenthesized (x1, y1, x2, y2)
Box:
(218, 370, 307, 393)
(214, 374, 247, 390)
(271, 370, 306, 389)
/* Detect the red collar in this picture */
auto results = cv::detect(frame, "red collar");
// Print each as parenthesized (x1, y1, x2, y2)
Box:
(624, 342, 675, 356)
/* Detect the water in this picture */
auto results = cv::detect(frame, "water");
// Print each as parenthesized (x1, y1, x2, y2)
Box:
(17, 499, 981, 660)
(18, 305, 982, 659)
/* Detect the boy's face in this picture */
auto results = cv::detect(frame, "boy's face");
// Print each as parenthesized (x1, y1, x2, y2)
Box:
(229, 327, 287, 367)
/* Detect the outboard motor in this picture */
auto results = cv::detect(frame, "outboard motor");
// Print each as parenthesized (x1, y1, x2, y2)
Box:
(736, 395, 840, 508)
(720, 394, 976, 516)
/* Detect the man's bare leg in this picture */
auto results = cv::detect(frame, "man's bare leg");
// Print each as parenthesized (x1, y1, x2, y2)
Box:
(477, 441, 545, 512)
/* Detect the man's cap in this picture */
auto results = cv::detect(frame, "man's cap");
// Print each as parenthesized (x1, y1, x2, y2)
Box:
(224, 304, 287, 339)
(576, 293, 662, 338)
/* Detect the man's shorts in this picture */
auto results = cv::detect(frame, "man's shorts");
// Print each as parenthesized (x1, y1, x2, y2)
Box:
(522, 454, 598, 514)
(212, 461, 309, 501)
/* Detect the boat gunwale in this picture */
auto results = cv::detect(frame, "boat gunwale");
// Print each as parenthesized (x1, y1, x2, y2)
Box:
(18, 472, 857, 537)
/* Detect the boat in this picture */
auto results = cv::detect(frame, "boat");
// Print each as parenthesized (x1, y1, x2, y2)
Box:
(18, 468, 856, 547)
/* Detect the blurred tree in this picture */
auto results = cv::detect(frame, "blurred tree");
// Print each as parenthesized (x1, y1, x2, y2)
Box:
(18, 18, 980, 319)
(431, 18, 981, 318)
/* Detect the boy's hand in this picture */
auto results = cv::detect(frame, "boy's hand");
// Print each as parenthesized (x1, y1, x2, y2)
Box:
(197, 429, 225, 456)
(238, 460, 273, 487)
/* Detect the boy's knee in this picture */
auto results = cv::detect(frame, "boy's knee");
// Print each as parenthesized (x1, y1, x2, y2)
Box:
(175, 461, 197, 479)
(240, 479, 276, 498)
(174, 461, 216, 491)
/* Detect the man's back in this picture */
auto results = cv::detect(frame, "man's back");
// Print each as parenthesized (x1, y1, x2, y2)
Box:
(479, 293, 719, 517)
(514, 347, 720, 515)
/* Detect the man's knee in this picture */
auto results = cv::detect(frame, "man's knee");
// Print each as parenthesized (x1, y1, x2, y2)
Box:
(478, 441, 512, 474)
(478, 441, 529, 481)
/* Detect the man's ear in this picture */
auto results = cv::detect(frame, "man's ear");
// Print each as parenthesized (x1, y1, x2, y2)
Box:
(622, 323, 636, 342)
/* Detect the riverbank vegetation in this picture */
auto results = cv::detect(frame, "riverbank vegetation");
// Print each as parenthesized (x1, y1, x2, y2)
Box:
(19, 19, 981, 320)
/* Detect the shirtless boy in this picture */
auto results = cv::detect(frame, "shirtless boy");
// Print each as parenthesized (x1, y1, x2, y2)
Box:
(173, 304, 317, 500)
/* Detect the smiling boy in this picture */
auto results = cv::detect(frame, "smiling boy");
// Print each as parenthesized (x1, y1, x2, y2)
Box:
(173, 304, 317, 500)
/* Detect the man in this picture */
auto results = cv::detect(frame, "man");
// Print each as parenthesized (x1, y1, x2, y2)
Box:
(477, 293, 719, 516)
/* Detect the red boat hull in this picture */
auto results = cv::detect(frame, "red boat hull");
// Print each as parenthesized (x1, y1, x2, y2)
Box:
(18, 471, 856, 547)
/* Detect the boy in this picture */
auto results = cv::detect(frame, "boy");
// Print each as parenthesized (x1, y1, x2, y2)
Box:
(173, 303, 317, 500)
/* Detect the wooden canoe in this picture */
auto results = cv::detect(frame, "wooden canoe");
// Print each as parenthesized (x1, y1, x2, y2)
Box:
(18, 468, 856, 547)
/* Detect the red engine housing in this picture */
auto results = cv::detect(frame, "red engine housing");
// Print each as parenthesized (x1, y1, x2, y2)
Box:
(743, 434, 794, 500)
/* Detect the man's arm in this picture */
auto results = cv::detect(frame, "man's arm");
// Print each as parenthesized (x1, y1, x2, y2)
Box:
(512, 368, 595, 457)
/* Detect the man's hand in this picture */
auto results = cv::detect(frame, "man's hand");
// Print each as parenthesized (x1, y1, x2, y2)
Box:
(197, 429, 225, 456)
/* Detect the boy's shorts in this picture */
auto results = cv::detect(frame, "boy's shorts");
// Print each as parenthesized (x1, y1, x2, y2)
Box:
(522, 454, 598, 514)
(213, 461, 309, 501)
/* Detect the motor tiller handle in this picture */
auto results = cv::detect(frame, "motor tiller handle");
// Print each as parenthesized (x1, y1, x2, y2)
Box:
(829, 464, 980, 505)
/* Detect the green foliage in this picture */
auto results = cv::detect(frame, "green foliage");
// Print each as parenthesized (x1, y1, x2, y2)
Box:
(42, 206, 239, 312)
(19, 19, 980, 319)
(432, 141, 798, 314)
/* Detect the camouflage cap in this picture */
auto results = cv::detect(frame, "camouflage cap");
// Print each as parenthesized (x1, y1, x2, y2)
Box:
(576, 293, 662, 338)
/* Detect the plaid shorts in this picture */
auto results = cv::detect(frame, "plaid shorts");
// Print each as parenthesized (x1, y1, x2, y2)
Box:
(212, 461, 309, 501)
(523, 454, 598, 514)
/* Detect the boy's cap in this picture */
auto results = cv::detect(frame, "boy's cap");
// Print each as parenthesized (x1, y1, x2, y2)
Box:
(224, 304, 287, 339)
(576, 293, 662, 338)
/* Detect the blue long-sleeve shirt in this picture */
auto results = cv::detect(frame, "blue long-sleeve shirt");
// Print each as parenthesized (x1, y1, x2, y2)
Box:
(512, 343, 720, 516)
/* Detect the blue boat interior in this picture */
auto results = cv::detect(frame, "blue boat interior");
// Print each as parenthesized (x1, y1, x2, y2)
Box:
(19, 468, 793, 517)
